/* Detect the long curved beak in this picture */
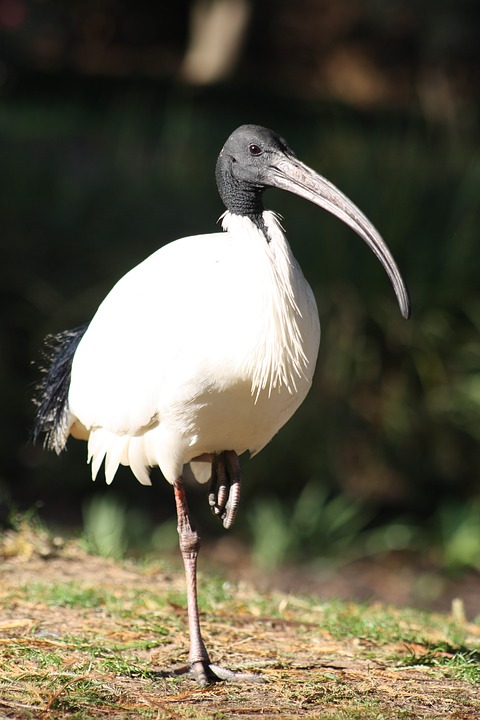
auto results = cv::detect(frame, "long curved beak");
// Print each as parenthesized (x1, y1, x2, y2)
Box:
(269, 155, 411, 319)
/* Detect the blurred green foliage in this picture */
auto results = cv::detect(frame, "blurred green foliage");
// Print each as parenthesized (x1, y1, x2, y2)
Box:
(1, 77, 479, 570)
(435, 499, 480, 572)
(249, 482, 372, 570)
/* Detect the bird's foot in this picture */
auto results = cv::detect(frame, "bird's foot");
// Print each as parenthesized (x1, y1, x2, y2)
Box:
(208, 450, 242, 529)
(188, 660, 266, 686)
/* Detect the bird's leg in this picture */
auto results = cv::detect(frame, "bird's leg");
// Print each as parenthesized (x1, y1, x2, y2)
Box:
(208, 455, 228, 519)
(173, 475, 264, 686)
(173, 478, 211, 686)
(208, 450, 242, 529)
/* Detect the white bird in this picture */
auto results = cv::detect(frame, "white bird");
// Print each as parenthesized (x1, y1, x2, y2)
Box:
(34, 124, 410, 685)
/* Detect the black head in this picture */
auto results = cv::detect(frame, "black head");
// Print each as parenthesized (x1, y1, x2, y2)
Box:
(215, 124, 296, 217)
(214, 124, 411, 319)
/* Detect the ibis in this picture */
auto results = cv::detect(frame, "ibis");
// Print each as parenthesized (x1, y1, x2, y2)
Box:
(34, 124, 410, 685)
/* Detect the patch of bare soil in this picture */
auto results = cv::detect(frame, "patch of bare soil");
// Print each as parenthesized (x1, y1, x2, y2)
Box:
(0, 530, 479, 719)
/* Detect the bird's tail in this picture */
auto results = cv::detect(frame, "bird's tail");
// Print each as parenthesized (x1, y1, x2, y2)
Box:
(33, 324, 88, 453)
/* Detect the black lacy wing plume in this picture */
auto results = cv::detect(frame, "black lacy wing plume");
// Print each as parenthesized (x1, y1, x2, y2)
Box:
(33, 324, 88, 453)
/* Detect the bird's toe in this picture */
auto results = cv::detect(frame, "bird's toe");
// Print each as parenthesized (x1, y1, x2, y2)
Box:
(208, 664, 266, 683)
(189, 660, 212, 687)
(187, 661, 265, 685)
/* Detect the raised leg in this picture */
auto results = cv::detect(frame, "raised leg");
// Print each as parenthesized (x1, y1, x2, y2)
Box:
(173, 475, 264, 686)
(208, 450, 242, 529)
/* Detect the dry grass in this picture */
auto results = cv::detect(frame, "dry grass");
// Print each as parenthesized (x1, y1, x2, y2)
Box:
(1, 523, 479, 719)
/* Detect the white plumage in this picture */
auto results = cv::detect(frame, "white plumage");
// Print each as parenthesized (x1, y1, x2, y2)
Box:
(69, 210, 320, 487)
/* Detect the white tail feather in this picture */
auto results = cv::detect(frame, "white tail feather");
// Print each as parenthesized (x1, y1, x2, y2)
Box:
(87, 427, 153, 486)
(88, 430, 107, 481)
(128, 435, 152, 486)
(105, 436, 129, 485)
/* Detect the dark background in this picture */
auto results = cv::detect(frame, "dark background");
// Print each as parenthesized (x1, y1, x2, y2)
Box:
(1, 0, 480, 573)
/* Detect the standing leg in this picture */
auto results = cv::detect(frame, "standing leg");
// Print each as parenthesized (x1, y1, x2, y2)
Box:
(173, 475, 265, 685)
(173, 478, 211, 686)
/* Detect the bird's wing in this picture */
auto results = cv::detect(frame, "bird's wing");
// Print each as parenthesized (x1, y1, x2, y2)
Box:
(68, 230, 258, 437)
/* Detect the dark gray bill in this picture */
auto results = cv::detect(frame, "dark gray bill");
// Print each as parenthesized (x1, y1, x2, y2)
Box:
(269, 156, 411, 319)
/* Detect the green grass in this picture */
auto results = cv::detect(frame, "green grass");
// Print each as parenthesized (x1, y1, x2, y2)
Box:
(401, 643, 480, 683)
(8, 571, 480, 684)
(311, 599, 469, 648)
(28, 581, 113, 609)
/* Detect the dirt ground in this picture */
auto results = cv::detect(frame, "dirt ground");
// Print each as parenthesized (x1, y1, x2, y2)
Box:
(1, 530, 479, 719)
(204, 535, 480, 621)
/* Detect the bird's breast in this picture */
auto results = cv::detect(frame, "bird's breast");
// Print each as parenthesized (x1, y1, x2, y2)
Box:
(158, 212, 320, 457)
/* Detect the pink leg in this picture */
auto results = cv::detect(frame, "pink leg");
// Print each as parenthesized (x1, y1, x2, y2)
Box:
(173, 477, 264, 686)
(173, 479, 211, 685)
(208, 450, 242, 529)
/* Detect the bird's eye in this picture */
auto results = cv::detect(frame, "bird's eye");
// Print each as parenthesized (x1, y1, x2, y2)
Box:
(249, 143, 263, 156)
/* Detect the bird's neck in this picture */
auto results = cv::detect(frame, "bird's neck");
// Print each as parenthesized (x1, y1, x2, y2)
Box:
(220, 210, 276, 243)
